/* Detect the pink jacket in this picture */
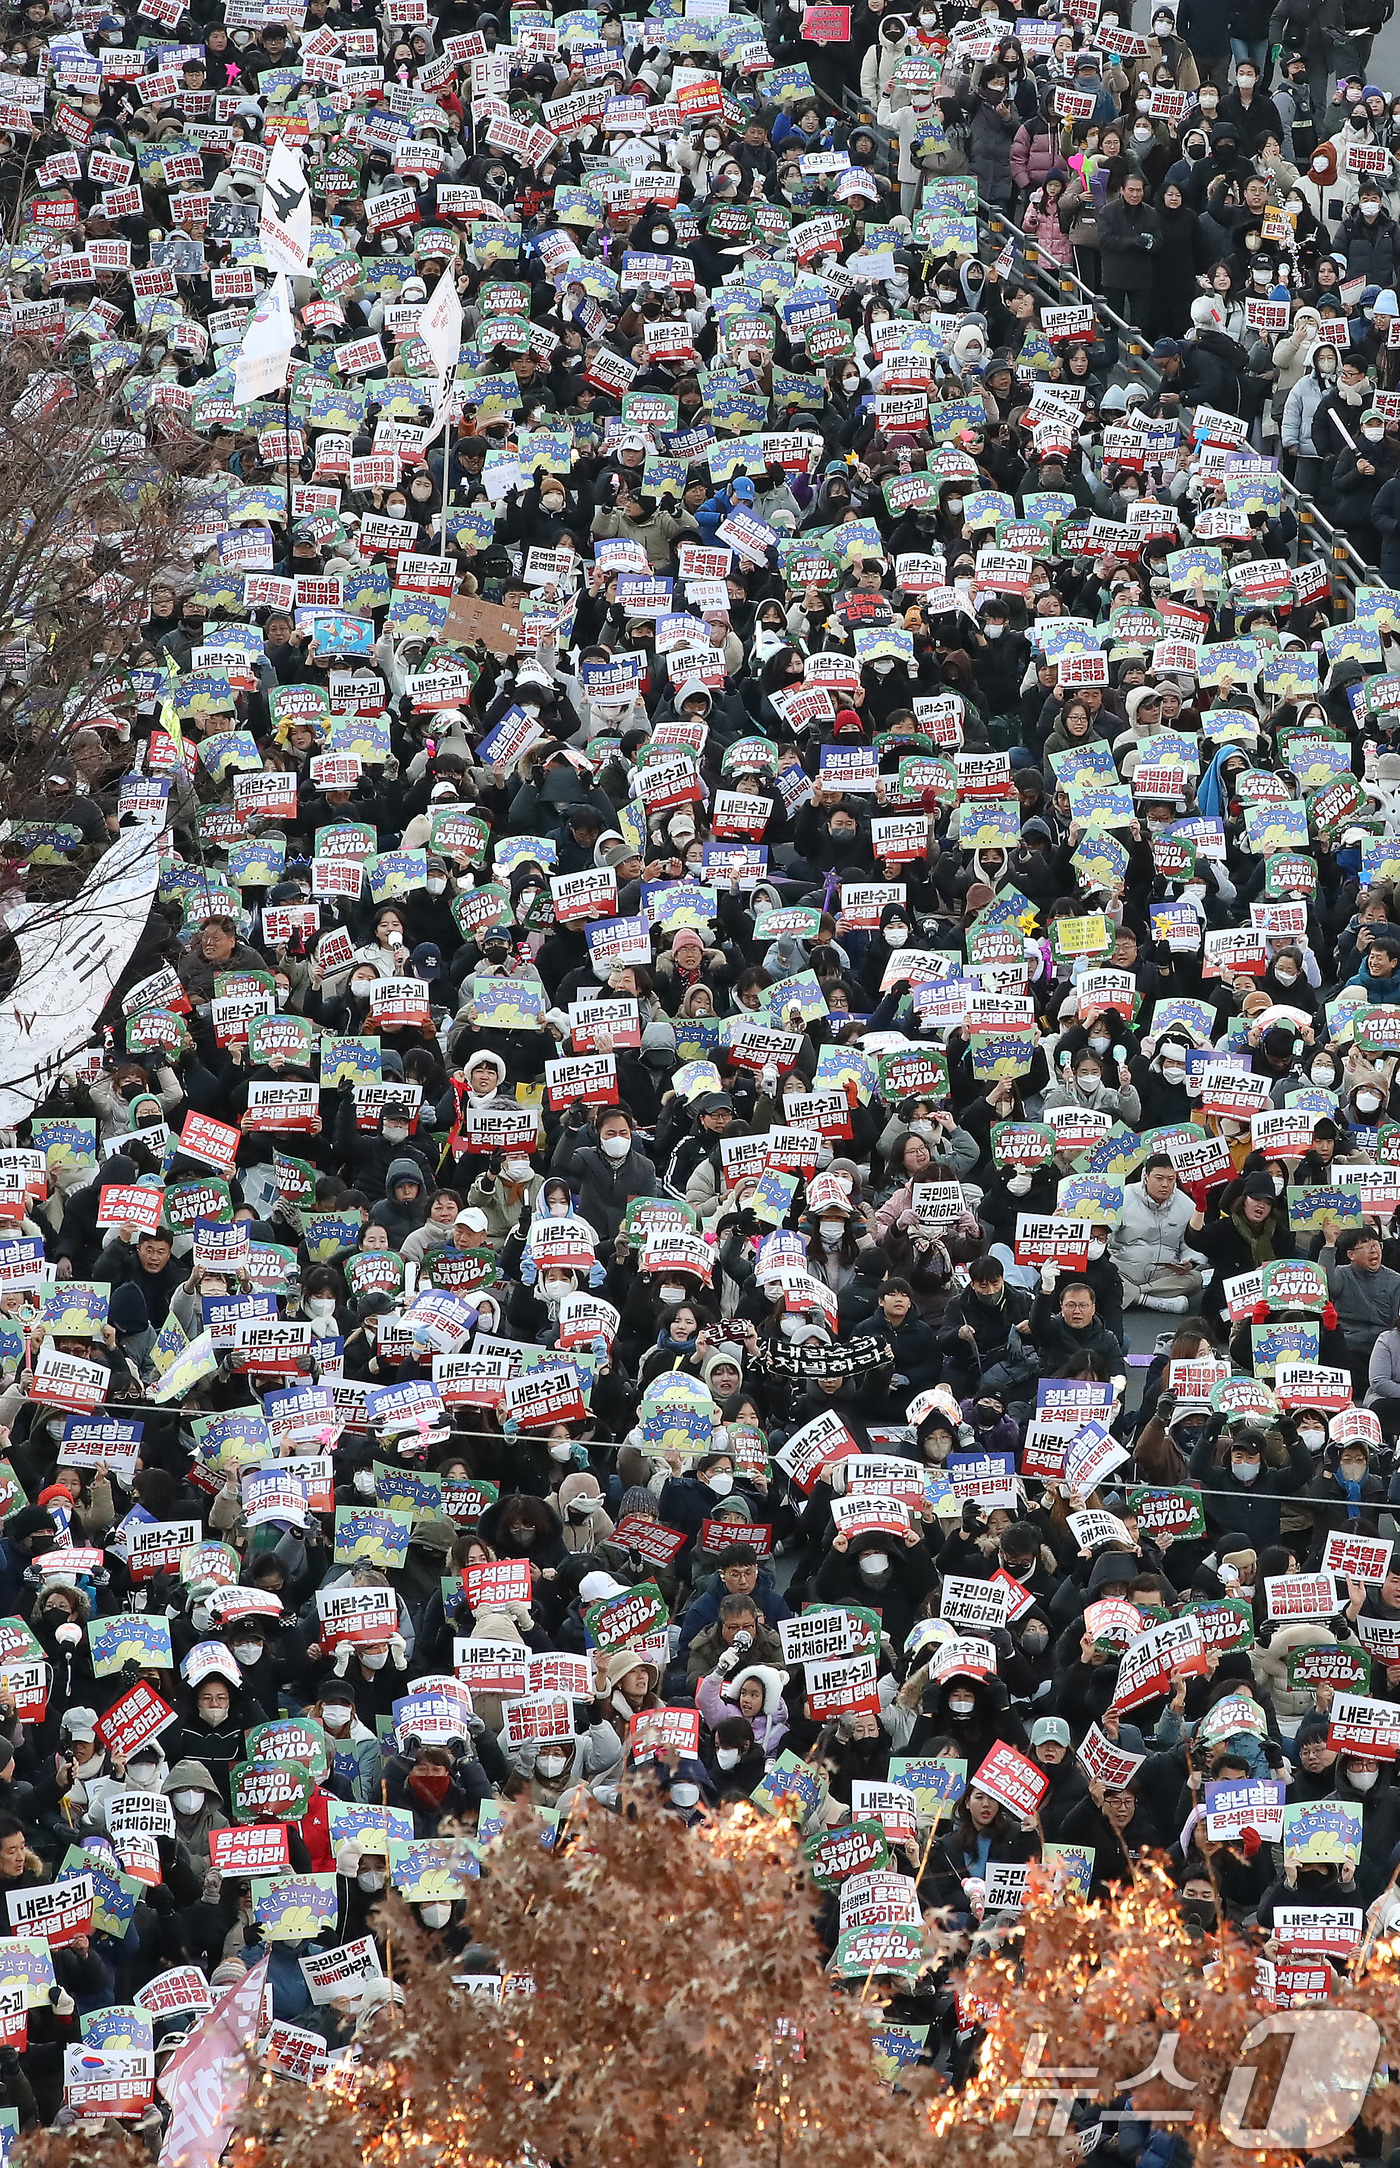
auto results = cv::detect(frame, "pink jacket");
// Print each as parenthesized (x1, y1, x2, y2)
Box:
(1022, 196, 1075, 268)
(696, 1671, 790, 1757)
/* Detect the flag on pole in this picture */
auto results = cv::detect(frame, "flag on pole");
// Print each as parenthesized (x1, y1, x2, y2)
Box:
(233, 272, 294, 408)
(258, 137, 311, 276)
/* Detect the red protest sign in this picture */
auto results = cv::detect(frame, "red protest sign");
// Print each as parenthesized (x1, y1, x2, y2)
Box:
(96, 1681, 176, 1760)
(970, 1742, 1048, 1820)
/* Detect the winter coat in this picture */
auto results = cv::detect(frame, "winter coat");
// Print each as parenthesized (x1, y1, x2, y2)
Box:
(1021, 192, 1074, 266)
(1111, 1182, 1197, 1280)
(549, 1127, 660, 1241)
(1281, 370, 1332, 456)
(969, 92, 1018, 207)
(1341, 207, 1400, 288)
(1331, 441, 1400, 536)
(1011, 122, 1063, 196)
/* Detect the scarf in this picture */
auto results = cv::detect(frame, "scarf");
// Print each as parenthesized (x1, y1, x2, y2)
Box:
(1338, 1473, 1364, 1521)
(1230, 1207, 1277, 1265)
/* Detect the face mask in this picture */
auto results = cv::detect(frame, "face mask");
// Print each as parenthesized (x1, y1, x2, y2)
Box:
(173, 1790, 204, 1816)
(1075, 1074, 1101, 1096)
(859, 1553, 891, 1580)
(1232, 1460, 1260, 1485)
(1365, 427, 1386, 443)
(1299, 1425, 1327, 1449)
(1357, 1091, 1383, 1114)
(383, 1124, 409, 1144)
(703, 134, 720, 148)
(1351, 1768, 1379, 1791)
(659, 1284, 687, 1306)
(420, 1903, 452, 1928)
(191, 1603, 215, 1632)
(233, 1643, 262, 1666)
(128, 1760, 162, 1790)
(361, 1649, 388, 1671)
(1088, 1033, 1111, 1054)
(549, 1442, 574, 1463)
(820, 1220, 845, 1246)
(716, 1746, 741, 1770)
(538, 1753, 568, 1778)
(309, 1298, 336, 1319)
(949, 1695, 977, 1716)
(1087, 1239, 1107, 1260)
(1134, 126, 1153, 143)
(353, 1468, 377, 1497)
(1365, 201, 1382, 217)
(1023, 1628, 1048, 1653)
(321, 1703, 352, 1730)
(709, 1471, 734, 1496)
(1275, 965, 1298, 985)
(426, 877, 447, 897)
(601, 1133, 630, 1160)
(1311, 1064, 1335, 1085)
(884, 926, 909, 948)
(1237, 72, 1255, 88)
(1340, 1459, 1368, 1482)
(352, 979, 377, 999)
(1008, 1171, 1033, 1195)
(670, 1782, 701, 1807)
(946, 496, 964, 516)
(650, 227, 669, 244)
(358, 1868, 386, 1891)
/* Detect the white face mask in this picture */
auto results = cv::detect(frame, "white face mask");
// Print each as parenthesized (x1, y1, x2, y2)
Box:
(1008, 1171, 1033, 1195)
(1350, 1768, 1379, 1791)
(600, 1133, 630, 1160)
(715, 1746, 741, 1770)
(172, 1789, 204, 1816)
(670, 1782, 701, 1807)
(537, 1753, 568, 1778)
(650, 228, 669, 244)
(1311, 1064, 1335, 1085)
(1087, 1239, 1106, 1260)
(1364, 200, 1382, 217)
(383, 1124, 409, 1144)
(321, 1703, 353, 1730)
(1357, 1091, 1383, 1114)
(1232, 1460, 1261, 1485)
(127, 1761, 162, 1791)
(420, 1903, 452, 1928)
(309, 1298, 336, 1319)
(358, 1867, 386, 1891)
(1088, 1034, 1111, 1053)
(659, 1284, 686, 1305)
(1161, 1062, 1186, 1083)
(1365, 427, 1387, 443)
(361, 1649, 388, 1671)
(233, 1643, 262, 1666)
(820, 1220, 845, 1245)
(885, 926, 908, 947)
(426, 877, 447, 896)
(1300, 1426, 1326, 1449)
(1274, 965, 1298, 985)
(504, 1158, 533, 1180)
(949, 1695, 976, 1716)
(859, 1553, 891, 1580)
(354, 1468, 377, 1496)
(708, 1471, 734, 1496)
(549, 1442, 574, 1462)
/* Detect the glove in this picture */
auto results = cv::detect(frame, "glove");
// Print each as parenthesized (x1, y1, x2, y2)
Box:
(333, 1643, 353, 1676)
(50, 1987, 75, 2018)
(389, 1631, 408, 1672)
(714, 1641, 746, 1677)
(1039, 1260, 1059, 1290)
(588, 1260, 607, 1288)
(145, 1884, 174, 1916)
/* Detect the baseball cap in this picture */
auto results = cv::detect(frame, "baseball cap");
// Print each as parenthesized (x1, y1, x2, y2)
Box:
(731, 476, 755, 500)
(1030, 1716, 1072, 1747)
